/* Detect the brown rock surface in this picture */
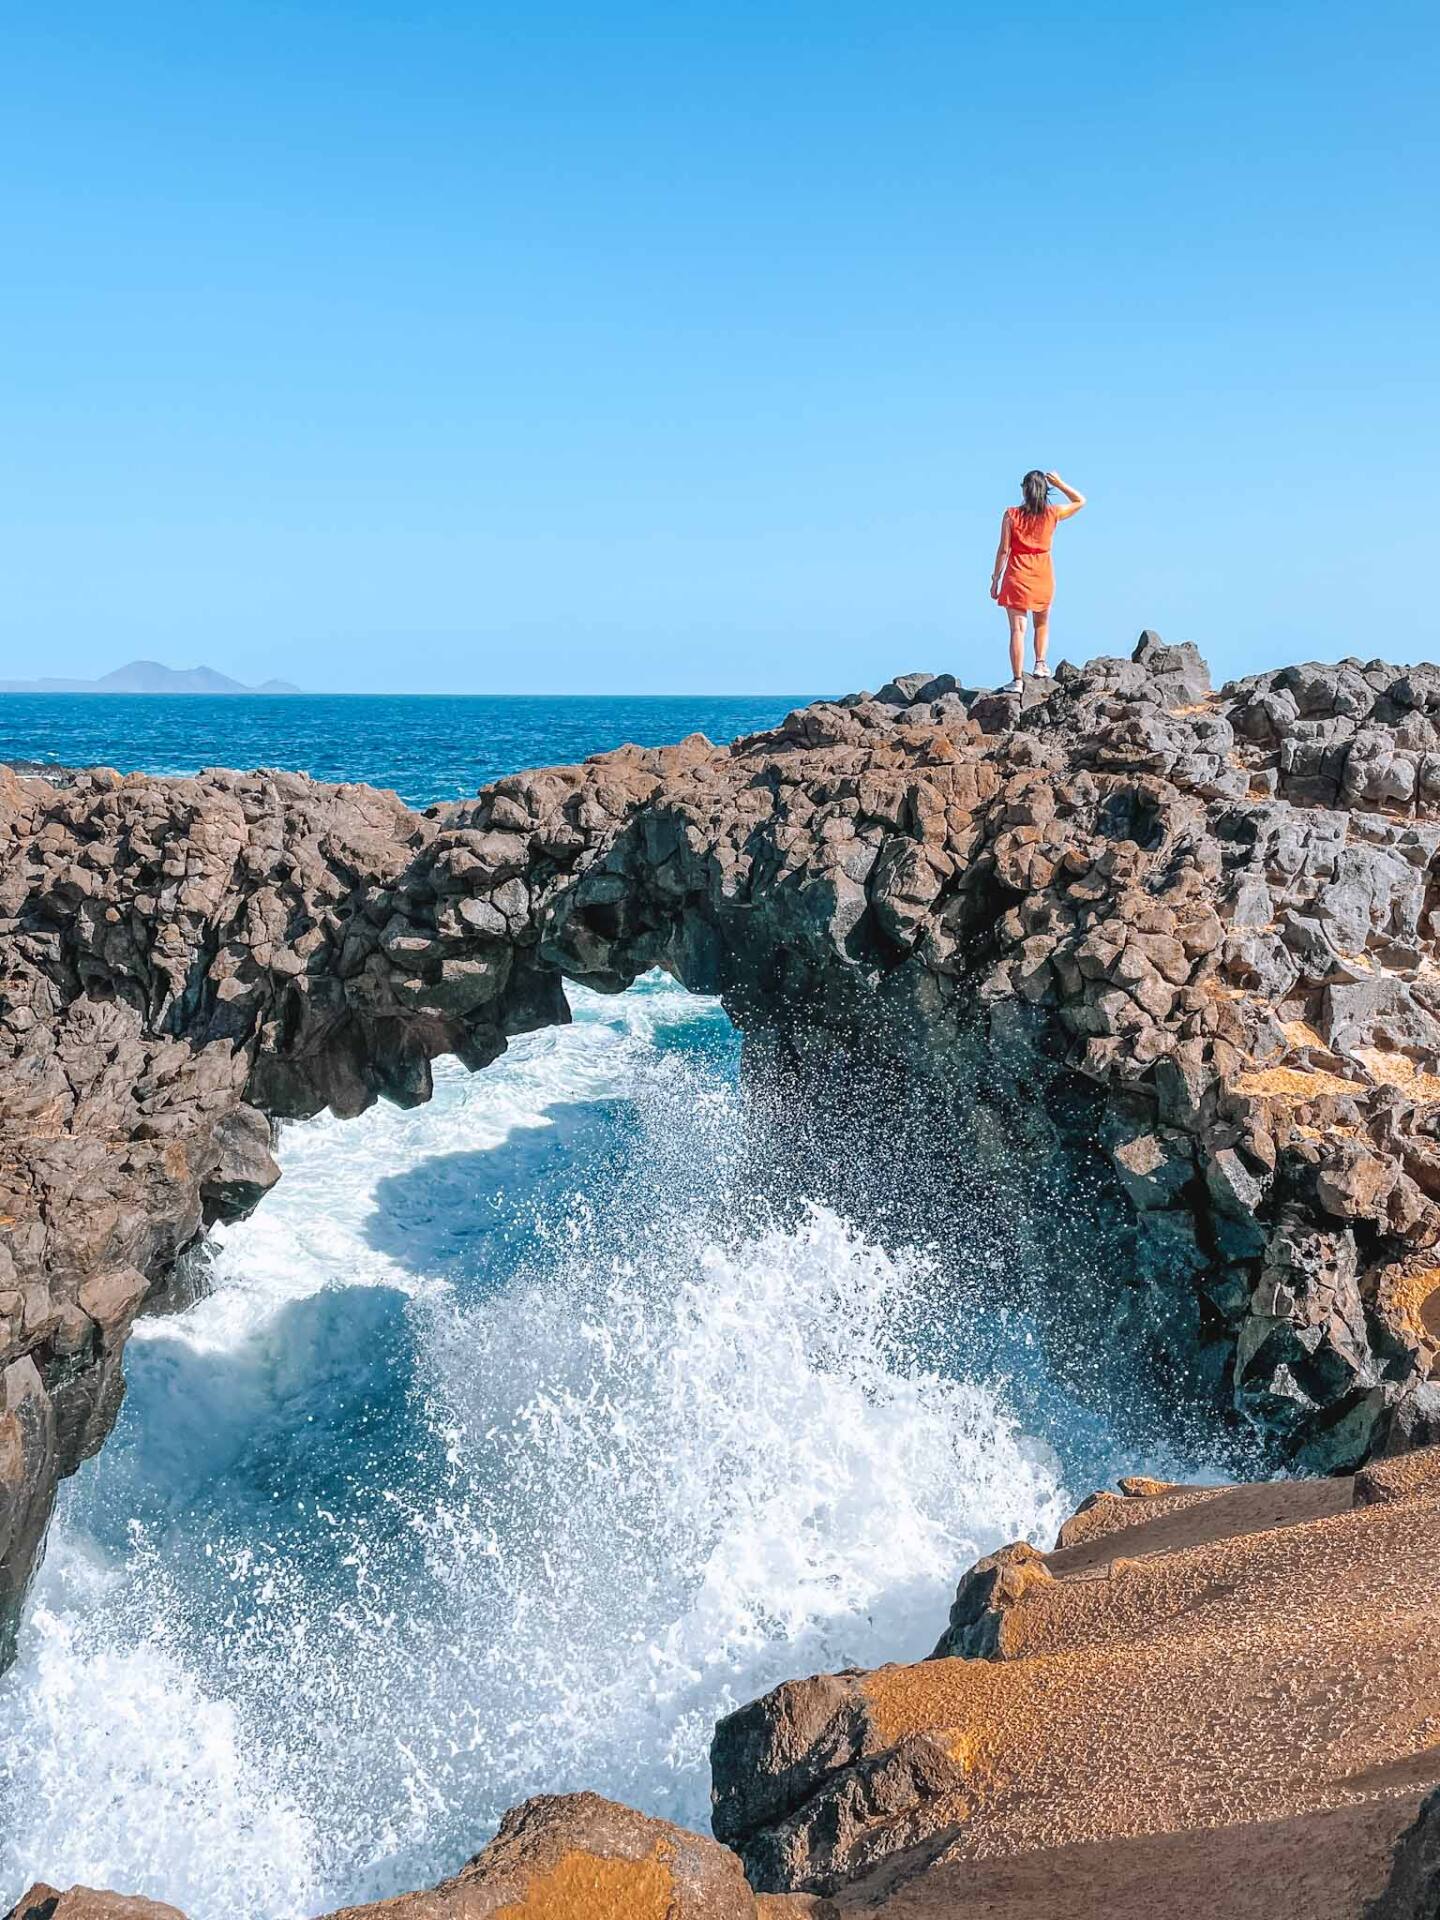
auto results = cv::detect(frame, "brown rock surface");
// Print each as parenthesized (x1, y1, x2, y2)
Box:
(8, 1797, 844, 1920)
(314, 1792, 781, 1917)
(3, 1798, 824, 1920)
(833, 1803, 1427, 1920)
(4, 1888, 187, 1920)
(10, 638, 1440, 1651)
(711, 1448, 1440, 1916)
(1366, 1784, 1440, 1916)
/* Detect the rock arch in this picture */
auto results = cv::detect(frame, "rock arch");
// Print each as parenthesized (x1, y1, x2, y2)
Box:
(7, 634, 1440, 1657)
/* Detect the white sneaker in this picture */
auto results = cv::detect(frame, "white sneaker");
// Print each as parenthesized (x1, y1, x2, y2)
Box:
(1005, 676, 1024, 695)
(1033, 662, 1053, 680)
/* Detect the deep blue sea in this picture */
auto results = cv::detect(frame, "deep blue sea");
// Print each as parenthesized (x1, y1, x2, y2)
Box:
(0, 693, 816, 807)
(0, 694, 1215, 1920)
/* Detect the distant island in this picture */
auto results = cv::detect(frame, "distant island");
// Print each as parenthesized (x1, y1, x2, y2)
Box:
(0, 659, 303, 695)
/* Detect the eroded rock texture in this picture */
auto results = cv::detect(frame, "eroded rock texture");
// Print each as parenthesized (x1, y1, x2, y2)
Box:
(711, 1448, 1440, 1918)
(5, 1797, 829, 1920)
(548, 638, 1440, 1477)
(0, 740, 699, 1652)
(1367, 1784, 1440, 1918)
(3, 1889, 186, 1920)
(314, 1791, 825, 1918)
(8, 636, 1440, 1650)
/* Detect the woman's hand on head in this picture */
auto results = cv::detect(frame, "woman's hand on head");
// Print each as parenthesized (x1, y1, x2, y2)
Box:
(1044, 470, 1062, 485)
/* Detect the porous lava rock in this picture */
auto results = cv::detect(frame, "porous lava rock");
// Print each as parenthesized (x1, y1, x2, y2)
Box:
(710, 1447, 1440, 1917)
(0, 741, 695, 1653)
(10, 637, 1440, 1651)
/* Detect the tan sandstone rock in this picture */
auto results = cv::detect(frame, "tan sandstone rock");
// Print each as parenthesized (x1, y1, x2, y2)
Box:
(712, 1447, 1440, 1917)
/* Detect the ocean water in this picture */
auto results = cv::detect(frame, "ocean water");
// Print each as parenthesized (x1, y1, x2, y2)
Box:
(0, 692, 816, 807)
(0, 701, 1211, 1918)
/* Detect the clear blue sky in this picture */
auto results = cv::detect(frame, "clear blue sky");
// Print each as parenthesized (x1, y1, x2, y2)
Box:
(2, 1, 1435, 694)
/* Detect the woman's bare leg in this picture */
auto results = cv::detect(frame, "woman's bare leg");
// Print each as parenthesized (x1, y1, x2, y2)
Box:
(1033, 606, 1051, 671)
(1006, 609, 1026, 682)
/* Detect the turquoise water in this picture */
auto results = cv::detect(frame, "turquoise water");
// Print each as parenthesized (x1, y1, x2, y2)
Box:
(0, 701, 1216, 1919)
(0, 693, 814, 805)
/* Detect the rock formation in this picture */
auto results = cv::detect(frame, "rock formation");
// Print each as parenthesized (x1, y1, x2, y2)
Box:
(315, 1793, 823, 1918)
(710, 1446, 1440, 1916)
(3, 1795, 830, 1919)
(1367, 1785, 1440, 1917)
(4, 1892, 185, 1920)
(8, 635, 1440, 1656)
(0, 743, 688, 1655)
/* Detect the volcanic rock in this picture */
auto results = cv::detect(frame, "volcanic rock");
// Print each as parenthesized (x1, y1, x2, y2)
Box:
(10, 639, 1440, 1652)
(315, 1792, 827, 1917)
(710, 1448, 1440, 1916)
(4, 1890, 186, 1920)
(1366, 1785, 1440, 1917)
(6, 1799, 831, 1920)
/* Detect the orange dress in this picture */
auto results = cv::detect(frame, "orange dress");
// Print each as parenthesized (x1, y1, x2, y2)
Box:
(998, 505, 1059, 611)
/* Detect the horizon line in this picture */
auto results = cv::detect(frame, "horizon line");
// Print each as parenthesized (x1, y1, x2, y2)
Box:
(0, 687, 830, 701)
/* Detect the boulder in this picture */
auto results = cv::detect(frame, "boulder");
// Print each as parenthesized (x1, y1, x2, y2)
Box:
(315, 1792, 799, 1918)
(4, 1890, 186, 1920)
(712, 1455, 1440, 1914)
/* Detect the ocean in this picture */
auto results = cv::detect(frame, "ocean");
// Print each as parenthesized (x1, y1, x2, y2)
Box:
(0, 692, 818, 807)
(0, 696, 1212, 1918)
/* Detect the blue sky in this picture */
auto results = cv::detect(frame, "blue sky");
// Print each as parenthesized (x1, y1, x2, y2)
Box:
(1, 1, 1436, 694)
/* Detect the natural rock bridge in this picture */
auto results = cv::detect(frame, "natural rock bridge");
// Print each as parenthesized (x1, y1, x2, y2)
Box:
(6, 634, 1440, 1655)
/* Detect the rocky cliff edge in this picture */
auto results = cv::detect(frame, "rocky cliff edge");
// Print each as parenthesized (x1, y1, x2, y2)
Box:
(10, 638, 1440, 1645)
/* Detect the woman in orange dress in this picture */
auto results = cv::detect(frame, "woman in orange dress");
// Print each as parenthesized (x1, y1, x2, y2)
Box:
(990, 469, 1086, 692)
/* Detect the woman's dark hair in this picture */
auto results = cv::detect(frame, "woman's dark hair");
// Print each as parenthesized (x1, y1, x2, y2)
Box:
(1020, 469, 1051, 517)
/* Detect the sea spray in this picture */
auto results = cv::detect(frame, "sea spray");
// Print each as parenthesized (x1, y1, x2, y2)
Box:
(2, 976, 1103, 1917)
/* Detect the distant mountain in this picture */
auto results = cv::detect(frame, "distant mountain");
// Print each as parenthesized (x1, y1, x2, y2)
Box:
(0, 658, 304, 694)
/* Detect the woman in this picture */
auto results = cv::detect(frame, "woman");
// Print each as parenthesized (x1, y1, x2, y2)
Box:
(990, 469, 1086, 692)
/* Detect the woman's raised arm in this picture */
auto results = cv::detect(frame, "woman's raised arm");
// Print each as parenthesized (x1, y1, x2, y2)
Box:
(1047, 471, 1086, 519)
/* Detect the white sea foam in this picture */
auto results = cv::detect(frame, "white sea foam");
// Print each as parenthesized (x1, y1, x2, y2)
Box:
(0, 975, 1084, 1918)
